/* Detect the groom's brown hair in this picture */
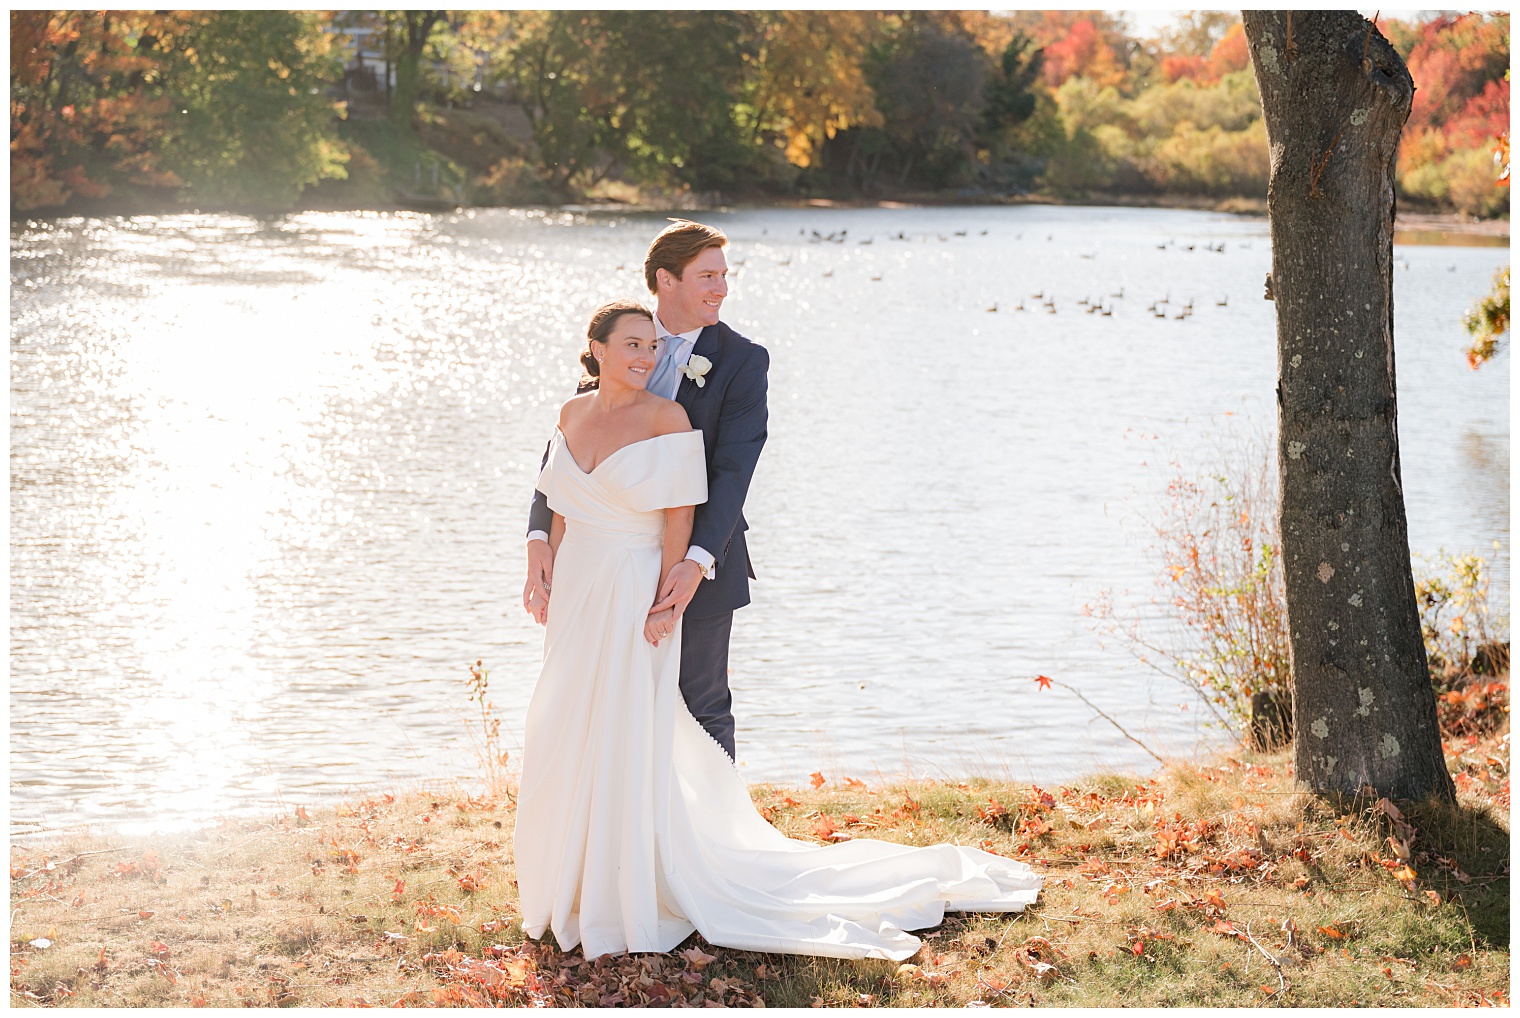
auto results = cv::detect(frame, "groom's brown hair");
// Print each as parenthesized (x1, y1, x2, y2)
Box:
(645, 220, 727, 294)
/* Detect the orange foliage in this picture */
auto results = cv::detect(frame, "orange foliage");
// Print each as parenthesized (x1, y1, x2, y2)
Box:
(1038, 16, 1124, 89)
(1160, 23, 1248, 85)
(9, 11, 191, 210)
(1205, 23, 1251, 79)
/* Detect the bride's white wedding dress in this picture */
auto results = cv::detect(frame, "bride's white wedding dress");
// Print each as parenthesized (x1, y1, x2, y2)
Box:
(515, 428, 1041, 962)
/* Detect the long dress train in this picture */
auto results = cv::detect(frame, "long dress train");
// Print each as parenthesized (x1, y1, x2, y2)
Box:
(514, 429, 1041, 962)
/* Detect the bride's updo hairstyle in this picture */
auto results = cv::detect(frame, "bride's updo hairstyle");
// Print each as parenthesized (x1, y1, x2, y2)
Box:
(579, 299, 653, 390)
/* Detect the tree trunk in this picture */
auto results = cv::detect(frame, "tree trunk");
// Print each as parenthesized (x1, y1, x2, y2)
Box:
(390, 11, 443, 132)
(1243, 11, 1453, 801)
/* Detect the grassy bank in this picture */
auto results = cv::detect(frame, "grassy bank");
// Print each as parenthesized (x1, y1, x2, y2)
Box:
(10, 709, 1508, 1008)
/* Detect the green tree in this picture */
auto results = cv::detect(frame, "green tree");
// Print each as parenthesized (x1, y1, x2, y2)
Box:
(160, 11, 347, 208)
(982, 31, 1044, 132)
(383, 10, 446, 131)
(864, 15, 990, 189)
(500, 11, 756, 193)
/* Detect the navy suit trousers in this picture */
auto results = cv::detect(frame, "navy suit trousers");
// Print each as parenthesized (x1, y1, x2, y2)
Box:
(680, 611, 735, 760)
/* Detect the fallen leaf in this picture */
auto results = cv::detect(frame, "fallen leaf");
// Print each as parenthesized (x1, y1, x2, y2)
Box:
(681, 946, 717, 971)
(1424, 890, 1442, 906)
(1035, 675, 1053, 690)
(810, 771, 826, 790)
(1317, 925, 1345, 939)
(1452, 954, 1473, 971)
(139, 910, 155, 919)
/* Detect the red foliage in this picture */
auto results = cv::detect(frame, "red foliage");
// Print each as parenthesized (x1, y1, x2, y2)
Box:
(1161, 53, 1207, 84)
(1445, 78, 1509, 150)
(1041, 18, 1123, 89)
(1402, 13, 1509, 137)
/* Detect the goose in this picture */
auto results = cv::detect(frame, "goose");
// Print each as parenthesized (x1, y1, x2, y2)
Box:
(822, 270, 833, 277)
(986, 302, 998, 313)
(954, 230, 967, 237)
(1031, 290, 1044, 300)
(778, 258, 791, 266)
(1216, 295, 1229, 306)
(979, 229, 989, 236)
(859, 238, 873, 245)
(1100, 306, 1113, 317)
(870, 274, 883, 282)
(1111, 287, 1124, 299)
(1015, 300, 1026, 311)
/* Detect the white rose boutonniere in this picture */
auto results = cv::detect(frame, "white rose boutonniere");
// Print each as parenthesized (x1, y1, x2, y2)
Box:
(679, 354, 713, 388)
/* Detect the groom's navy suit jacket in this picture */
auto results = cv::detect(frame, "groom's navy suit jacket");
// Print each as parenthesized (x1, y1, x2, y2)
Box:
(529, 320, 769, 619)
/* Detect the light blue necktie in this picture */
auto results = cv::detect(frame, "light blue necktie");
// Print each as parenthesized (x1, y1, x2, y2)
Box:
(646, 336, 683, 399)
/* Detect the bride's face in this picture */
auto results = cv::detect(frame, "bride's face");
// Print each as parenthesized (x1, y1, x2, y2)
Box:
(597, 315, 660, 389)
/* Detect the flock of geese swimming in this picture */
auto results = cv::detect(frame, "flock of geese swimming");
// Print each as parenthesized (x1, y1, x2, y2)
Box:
(984, 290, 1229, 318)
(669, 227, 1246, 310)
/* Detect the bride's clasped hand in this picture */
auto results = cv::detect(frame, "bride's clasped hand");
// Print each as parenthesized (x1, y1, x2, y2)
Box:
(514, 220, 1042, 962)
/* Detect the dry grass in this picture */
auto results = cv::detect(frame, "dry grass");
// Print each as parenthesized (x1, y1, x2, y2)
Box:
(10, 723, 1509, 1008)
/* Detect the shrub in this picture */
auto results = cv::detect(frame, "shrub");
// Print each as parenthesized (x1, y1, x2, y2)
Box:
(1089, 431, 1509, 746)
(1414, 549, 1510, 683)
(1087, 431, 1288, 735)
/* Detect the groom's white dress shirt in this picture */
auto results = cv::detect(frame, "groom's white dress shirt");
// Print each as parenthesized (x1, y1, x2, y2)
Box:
(528, 314, 717, 578)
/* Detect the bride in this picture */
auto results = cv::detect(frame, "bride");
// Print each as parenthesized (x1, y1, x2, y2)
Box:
(514, 300, 1041, 962)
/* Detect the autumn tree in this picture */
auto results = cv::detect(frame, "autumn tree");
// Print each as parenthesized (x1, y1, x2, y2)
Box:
(10, 10, 344, 212)
(744, 11, 881, 171)
(1243, 11, 1453, 801)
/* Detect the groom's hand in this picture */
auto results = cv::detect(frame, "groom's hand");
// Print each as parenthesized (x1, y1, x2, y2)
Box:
(650, 560, 703, 618)
(523, 539, 554, 625)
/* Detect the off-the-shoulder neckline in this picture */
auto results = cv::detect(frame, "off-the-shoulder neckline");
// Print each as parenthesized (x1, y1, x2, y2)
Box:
(555, 427, 699, 476)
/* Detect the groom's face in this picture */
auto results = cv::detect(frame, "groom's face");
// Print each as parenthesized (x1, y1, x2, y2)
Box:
(660, 246, 728, 331)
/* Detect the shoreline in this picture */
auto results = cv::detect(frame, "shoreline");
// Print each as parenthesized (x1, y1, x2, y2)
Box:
(9, 729, 1508, 1008)
(11, 193, 1508, 239)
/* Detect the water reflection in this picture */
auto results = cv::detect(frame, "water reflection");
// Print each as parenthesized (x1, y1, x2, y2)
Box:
(10, 206, 1509, 834)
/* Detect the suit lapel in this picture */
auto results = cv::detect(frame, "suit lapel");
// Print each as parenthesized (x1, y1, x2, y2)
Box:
(675, 323, 723, 408)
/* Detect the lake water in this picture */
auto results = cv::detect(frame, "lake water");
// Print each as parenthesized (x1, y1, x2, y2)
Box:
(10, 205, 1509, 836)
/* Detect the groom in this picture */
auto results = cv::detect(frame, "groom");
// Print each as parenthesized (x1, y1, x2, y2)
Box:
(525, 219, 769, 760)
